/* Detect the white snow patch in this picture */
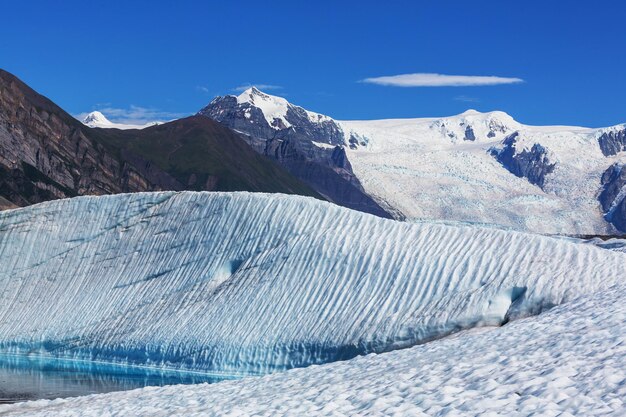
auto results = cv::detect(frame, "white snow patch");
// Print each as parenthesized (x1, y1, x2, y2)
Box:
(235, 87, 332, 130)
(236, 87, 292, 128)
(311, 141, 335, 149)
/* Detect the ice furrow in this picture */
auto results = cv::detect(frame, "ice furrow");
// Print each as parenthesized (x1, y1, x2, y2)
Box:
(0, 191, 625, 376)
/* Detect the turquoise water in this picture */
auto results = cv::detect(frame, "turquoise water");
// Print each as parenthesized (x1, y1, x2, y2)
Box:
(0, 354, 229, 404)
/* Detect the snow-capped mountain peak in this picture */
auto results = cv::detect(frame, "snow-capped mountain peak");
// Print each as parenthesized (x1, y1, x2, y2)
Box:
(82, 111, 113, 127)
(200, 88, 342, 138)
(235, 87, 292, 128)
(229, 87, 334, 129)
(428, 109, 521, 142)
(79, 111, 161, 130)
(237, 86, 271, 101)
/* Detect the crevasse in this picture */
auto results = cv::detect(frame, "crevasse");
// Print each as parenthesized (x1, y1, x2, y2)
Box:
(0, 192, 624, 376)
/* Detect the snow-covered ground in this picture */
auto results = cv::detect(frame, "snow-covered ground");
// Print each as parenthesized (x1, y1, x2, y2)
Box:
(340, 112, 626, 234)
(1, 191, 625, 377)
(2, 282, 623, 416)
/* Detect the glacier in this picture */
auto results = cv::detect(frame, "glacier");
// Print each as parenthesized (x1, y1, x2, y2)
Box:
(340, 114, 626, 234)
(2, 283, 624, 416)
(0, 191, 625, 376)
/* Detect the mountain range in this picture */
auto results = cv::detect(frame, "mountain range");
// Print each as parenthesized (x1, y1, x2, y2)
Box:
(1, 69, 625, 234)
(199, 87, 626, 234)
(0, 70, 318, 209)
(1, 70, 625, 416)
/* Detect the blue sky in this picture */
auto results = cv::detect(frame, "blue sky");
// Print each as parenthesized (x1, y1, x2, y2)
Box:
(1, 0, 625, 127)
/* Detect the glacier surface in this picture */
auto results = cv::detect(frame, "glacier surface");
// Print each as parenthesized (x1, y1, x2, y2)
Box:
(2, 283, 624, 416)
(0, 191, 625, 376)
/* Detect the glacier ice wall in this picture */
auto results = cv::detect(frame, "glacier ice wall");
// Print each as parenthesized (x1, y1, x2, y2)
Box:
(0, 192, 624, 375)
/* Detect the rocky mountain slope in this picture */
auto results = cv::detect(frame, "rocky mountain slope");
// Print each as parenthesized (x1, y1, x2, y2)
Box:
(88, 115, 321, 195)
(0, 70, 318, 208)
(199, 88, 626, 234)
(199, 87, 393, 218)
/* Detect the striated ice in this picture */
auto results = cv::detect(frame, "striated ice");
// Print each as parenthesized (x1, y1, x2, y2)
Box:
(0, 191, 625, 376)
(2, 283, 624, 416)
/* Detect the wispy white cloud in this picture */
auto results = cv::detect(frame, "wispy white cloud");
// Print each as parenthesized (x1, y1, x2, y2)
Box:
(232, 84, 283, 93)
(76, 105, 187, 125)
(196, 85, 210, 93)
(454, 95, 481, 103)
(361, 73, 524, 87)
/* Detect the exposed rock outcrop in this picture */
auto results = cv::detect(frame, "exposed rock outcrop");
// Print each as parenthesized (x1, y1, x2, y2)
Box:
(491, 132, 557, 189)
(599, 163, 626, 232)
(198, 88, 392, 218)
(0, 69, 165, 207)
(598, 128, 626, 156)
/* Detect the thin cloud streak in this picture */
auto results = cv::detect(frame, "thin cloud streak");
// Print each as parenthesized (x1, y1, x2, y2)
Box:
(232, 84, 283, 93)
(361, 73, 524, 87)
(454, 95, 481, 103)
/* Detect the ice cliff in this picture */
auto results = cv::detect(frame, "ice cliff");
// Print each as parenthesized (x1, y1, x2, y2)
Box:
(0, 192, 624, 375)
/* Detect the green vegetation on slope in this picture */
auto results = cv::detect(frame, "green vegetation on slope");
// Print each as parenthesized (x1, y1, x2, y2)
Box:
(89, 116, 321, 197)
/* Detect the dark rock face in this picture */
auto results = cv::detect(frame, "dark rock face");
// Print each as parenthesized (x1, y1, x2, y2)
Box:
(0, 69, 172, 208)
(0, 70, 320, 209)
(598, 128, 626, 156)
(599, 163, 626, 232)
(284, 106, 345, 146)
(613, 198, 626, 233)
(464, 126, 476, 141)
(491, 132, 557, 189)
(347, 132, 368, 150)
(198, 89, 393, 218)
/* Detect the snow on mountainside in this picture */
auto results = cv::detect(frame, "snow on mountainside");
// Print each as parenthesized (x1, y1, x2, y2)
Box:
(80, 111, 161, 130)
(340, 116, 626, 234)
(199, 87, 626, 234)
(199, 89, 392, 218)
(234, 87, 334, 130)
(0, 192, 625, 376)
(3, 284, 624, 416)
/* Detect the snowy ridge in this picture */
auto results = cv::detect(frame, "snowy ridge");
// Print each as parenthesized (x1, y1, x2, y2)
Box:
(234, 87, 332, 129)
(200, 88, 626, 233)
(339, 112, 626, 234)
(0, 192, 625, 376)
(4, 283, 623, 416)
(80, 111, 160, 130)
(236, 87, 292, 128)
